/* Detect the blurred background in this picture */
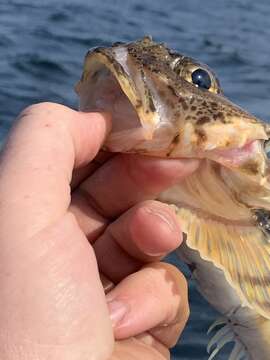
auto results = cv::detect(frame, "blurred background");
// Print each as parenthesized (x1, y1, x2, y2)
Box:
(1, 0, 270, 358)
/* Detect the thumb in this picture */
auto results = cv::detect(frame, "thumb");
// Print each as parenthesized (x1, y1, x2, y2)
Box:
(0, 103, 113, 359)
(0, 102, 111, 241)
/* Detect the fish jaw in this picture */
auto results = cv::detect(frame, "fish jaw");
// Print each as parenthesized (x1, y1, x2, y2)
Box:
(76, 39, 269, 160)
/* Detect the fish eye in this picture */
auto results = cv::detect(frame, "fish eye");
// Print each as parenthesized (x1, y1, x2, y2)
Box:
(191, 68, 212, 90)
(264, 139, 270, 159)
(172, 57, 222, 94)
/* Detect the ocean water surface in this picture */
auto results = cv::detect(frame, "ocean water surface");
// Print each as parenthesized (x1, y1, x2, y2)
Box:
(1, 0, 270, 359)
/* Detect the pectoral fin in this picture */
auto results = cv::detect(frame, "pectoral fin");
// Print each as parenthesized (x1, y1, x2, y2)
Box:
(177, 207, 270, 319)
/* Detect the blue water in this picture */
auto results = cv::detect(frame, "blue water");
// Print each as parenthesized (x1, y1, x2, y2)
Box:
(1, 0, 270, 358)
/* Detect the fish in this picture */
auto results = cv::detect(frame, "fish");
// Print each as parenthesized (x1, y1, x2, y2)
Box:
(76, 36, 270, 360)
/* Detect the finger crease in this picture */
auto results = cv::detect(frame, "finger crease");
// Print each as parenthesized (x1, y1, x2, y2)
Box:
(76, 187, 115, 220)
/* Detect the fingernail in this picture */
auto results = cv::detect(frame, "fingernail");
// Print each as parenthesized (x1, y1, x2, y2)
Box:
(107, 299, 129, 328)
(136, 206, 181, 256)
(147, 208, 176, 231)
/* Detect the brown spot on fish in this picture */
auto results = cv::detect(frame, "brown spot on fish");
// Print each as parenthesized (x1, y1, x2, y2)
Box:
(159, 90, 166, 98)
(210, 101, 219, 110)
(136, 99, 143, 108)
(178, 97, 188, 110)
(197, 116, 210, 125)
(140, 69, 156, 113)
(166, 134, 181, 157)
(172, 134, 180, 144)
(213, 111, 226, 123)
(92, 46, 106, 54)
(148, 94, 156, 112)
(167, 84, 178, 97)
(241, 160, 260, 175)
(112, 41, 125, 47)
(195, 128, 207, 144)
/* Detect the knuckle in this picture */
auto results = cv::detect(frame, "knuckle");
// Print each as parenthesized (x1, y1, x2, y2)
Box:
(20, 102, 57, 117)
(17, 103, 74, 135)
(19, 103, 71, 125)
(138, 199, 174, 216)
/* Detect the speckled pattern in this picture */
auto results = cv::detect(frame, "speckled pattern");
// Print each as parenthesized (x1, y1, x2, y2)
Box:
(80, 37, 268, 170)
(128, 38, 260, 127)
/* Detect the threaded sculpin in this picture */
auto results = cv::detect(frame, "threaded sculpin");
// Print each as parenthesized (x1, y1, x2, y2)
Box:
(76, 36, 270, 360)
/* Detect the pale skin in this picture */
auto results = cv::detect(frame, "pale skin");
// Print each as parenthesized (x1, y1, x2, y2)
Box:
(0, 103, 200, 360)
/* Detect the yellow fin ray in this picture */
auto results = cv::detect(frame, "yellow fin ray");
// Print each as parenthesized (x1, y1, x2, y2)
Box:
(177, 207, 270, 319)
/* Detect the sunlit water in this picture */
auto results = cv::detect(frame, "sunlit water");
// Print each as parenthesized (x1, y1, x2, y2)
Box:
(1, 0, 270, 358)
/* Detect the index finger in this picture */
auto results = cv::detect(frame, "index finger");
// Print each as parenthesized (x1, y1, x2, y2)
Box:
(0, 103, 111, 240)
(74, 154, 199, 219)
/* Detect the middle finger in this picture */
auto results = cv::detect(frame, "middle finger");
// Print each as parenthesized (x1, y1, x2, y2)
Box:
(94, 200, 182, 283)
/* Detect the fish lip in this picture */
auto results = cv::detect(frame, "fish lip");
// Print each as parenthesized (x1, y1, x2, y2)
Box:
(205, 140, 258, 164)
(76, 46, 160, 140)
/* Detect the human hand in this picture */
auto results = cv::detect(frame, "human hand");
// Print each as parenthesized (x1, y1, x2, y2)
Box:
(0, 103, 199, 360)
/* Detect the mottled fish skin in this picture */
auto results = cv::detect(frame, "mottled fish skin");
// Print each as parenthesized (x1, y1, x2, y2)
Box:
(76, 37, 270, 359)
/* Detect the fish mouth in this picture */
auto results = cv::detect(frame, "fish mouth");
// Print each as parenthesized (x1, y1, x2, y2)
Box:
(75, 45, 180, 155)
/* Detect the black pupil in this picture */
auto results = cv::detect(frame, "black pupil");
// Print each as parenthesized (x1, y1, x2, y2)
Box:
(191, 68, 212, 90)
